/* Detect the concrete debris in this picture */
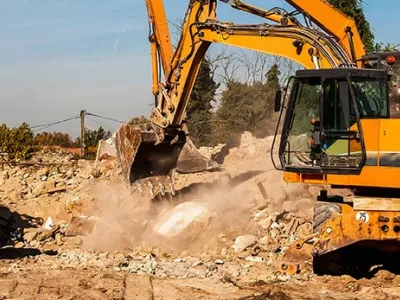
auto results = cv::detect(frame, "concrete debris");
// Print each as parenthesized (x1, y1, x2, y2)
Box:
(43, 217, 54, 230)
(245, 256, 264, 263)
(232, 235, 257, 253)
(153, 202, 209, 237)
(65, 216, 96, 237)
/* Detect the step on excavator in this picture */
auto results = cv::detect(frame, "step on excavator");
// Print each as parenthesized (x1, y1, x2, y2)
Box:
(115, 0, 400, 275)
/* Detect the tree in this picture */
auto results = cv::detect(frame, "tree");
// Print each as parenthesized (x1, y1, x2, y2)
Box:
(211, 63, 282, 144)
(329, 0, 374, 52)
(129, 115, 149, 125)
(187, 58, 219, 146)
(0, 123, 34, 160)
(83, 127, 112, 148)
(34, 131, 76, 147)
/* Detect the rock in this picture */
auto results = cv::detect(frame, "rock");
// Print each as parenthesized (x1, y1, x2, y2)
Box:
(245, 256, 264, 263)
(65, 217, 96, 236)
(295, 222, 312, 238)
(0, 171, 9, 181)
(32, 182, 46, 197)
(269, 228, 280, 240)
(14, 242, 24, 248)
(258, 235, 270, 246)
(64, 236, 83, 246)
(215, 259, 224, 265)
(257, 215, 275, 230)
(8, 191, 21, 202)
(24, 230, 39, 243)
(153, 202, 209, 237)
(375, 269, 396, 281)
(191, 260, 203, 267)
(47, 186, 67, 194)
(90, 168, 101, 178)
(55, 233, 63, 245)
(41, 176, 48, 181)
(66, 179, 75, 186)
(221, 247, 227, 256)
(232, 235, 257, 253)
(37, 168, 49, 177)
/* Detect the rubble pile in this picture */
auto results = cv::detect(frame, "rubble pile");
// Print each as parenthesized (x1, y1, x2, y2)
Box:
(0, 132, 323, 285)
(0, 150, 121, 251)
(0, 152, 119, 203)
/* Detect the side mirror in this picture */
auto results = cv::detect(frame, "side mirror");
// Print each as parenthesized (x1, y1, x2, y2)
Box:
(274, 89, 282, 112)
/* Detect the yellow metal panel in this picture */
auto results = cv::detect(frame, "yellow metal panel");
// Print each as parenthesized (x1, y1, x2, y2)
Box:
(379, 119, 400, 152)
(360, 120, 380, 152)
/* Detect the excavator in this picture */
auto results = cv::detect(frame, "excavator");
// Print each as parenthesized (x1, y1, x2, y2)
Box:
(115, 0, 400, 275)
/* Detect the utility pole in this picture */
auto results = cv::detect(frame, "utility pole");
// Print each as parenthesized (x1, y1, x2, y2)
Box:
(80, 110, 86, 158)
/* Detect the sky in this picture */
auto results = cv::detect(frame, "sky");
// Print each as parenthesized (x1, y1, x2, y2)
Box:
(0, 0, 399, 137)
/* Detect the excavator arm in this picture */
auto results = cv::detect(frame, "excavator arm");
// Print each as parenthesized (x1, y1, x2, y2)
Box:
(115, 0, 357, 196)
(225, 0, 366, 64)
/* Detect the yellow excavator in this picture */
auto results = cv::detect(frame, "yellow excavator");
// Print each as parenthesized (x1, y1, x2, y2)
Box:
(115, 0, 400, 275)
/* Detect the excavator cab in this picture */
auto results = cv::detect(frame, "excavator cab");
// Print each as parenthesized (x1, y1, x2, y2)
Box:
(274, 68, 389, 176)
(273, 68, 397, 276)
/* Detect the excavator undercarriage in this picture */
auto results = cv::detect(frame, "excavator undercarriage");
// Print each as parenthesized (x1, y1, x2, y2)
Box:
(279, 193, 400, 276)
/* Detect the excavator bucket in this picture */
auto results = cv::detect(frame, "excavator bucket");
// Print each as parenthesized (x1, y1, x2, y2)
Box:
(115, 122, 221, 197)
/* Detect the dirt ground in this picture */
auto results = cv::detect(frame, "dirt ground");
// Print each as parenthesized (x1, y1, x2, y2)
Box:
(0, 132, 399, 299)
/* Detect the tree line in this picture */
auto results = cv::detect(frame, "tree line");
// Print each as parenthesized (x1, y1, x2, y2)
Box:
(0, 124, 111, 160)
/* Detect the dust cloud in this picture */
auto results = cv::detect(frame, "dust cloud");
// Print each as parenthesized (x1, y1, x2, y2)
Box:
(83, 158, 318, 257)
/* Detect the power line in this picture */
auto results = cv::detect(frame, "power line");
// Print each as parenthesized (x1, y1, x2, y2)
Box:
(31, 115, 80, 132)
(86, 112, 126, 124)
(86, 116, 117, 132)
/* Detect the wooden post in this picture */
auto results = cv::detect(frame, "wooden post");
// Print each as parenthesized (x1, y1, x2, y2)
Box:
(80, 110, 86, 158)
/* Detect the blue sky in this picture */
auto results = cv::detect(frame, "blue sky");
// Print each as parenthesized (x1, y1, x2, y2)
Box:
(0, 0, 399, 137)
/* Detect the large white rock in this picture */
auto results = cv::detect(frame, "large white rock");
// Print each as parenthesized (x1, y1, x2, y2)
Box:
(153, 202, 209, 237)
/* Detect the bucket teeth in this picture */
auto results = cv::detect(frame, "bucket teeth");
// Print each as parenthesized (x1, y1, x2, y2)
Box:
(159, 181, 165, 196)
(136, 182, 143, 194)
(129, 175, 176, 200)
(147, 179, 154, 196)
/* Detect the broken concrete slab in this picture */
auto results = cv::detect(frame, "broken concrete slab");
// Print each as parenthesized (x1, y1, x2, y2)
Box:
(232, 235, 257, 253)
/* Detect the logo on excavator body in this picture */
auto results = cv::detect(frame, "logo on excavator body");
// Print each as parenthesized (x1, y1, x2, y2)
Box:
(356, 211, 369, 223)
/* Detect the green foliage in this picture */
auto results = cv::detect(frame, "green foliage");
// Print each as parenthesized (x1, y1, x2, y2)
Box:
(83, 127, 112, 148)
(211, 64, 280, 144)
(129, 115, 149, 125)
(329, 0, 374, 52)
(211, 64, 281, 143)
(0, 123, 34, 160)
(373, 42, 399, 52)
(187, 58, 219, 146)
